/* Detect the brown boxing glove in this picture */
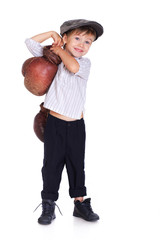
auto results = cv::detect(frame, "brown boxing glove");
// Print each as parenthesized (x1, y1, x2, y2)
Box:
(33, 102, 49, 142)
(22, 45, 61, 96)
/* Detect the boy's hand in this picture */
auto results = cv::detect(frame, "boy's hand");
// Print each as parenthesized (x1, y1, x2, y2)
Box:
(50, 44, 63, 56)
(51, 31, 64, 47)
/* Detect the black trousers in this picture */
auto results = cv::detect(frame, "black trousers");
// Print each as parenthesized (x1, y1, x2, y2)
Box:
(41, 114, 87, 201)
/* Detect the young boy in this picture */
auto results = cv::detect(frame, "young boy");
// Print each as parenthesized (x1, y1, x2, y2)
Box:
(25, 19, 103, 224)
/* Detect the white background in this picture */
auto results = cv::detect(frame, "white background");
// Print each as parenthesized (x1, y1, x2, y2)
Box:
(0, 0, 160, 239)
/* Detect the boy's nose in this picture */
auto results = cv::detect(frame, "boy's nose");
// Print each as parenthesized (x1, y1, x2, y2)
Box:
(79, 42, 84, 48)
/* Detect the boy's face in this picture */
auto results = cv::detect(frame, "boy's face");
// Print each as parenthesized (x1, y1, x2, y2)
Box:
(63, 31, 95, 58)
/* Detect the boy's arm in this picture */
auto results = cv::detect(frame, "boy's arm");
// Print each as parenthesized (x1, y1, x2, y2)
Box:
(25, 31, 63, 57)
(29, 31, 79, 73)
(31, 31, 63, 46)
(50, 45, 79, 74)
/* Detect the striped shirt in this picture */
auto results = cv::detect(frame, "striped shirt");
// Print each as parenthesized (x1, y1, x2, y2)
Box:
(25, 38, 91, 119)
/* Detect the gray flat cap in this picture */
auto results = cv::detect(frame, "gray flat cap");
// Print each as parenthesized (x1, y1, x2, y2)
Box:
(60, 19, 103, 41)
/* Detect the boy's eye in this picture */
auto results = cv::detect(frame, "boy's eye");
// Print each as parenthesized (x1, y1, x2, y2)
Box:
(85, 41, 90, 44)
(75, 37, 80, 40)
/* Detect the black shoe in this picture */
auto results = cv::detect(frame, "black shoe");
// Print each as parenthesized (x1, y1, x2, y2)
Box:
(38, 199, 56, 225)
(73, 198, 99, 222)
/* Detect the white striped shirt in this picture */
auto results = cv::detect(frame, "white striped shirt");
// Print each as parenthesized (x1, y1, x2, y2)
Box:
(25, 38, 91, 119)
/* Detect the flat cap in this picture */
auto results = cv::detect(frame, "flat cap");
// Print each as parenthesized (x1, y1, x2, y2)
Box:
(60, 19, 104, 41)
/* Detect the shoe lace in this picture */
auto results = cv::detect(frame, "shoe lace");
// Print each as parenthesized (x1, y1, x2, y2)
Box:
(33, 202, 63, 216)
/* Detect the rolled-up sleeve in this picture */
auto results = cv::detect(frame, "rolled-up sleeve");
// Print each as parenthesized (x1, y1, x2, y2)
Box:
(75, 57, 91, 81)
(25, 38, 43, 57)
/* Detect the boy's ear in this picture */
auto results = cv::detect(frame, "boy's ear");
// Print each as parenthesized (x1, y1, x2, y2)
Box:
(62, 34, 68, 44)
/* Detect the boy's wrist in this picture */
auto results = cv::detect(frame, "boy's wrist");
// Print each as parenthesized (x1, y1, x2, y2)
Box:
(56, 47, 64, 57)
(50, 31, 57, 38)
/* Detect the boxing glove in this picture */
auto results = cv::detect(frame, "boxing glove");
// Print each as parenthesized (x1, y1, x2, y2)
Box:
(22, 45, 61, 96)
(33, 102, 49, 142)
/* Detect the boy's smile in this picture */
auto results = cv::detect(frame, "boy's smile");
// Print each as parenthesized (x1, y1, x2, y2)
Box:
(63, 32, 95, 58)
(74, 47, 83, 53)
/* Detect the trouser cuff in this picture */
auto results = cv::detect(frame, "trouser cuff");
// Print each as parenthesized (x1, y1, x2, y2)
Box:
(69, 187, 87, 198)
(41, 191, 58, 201)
